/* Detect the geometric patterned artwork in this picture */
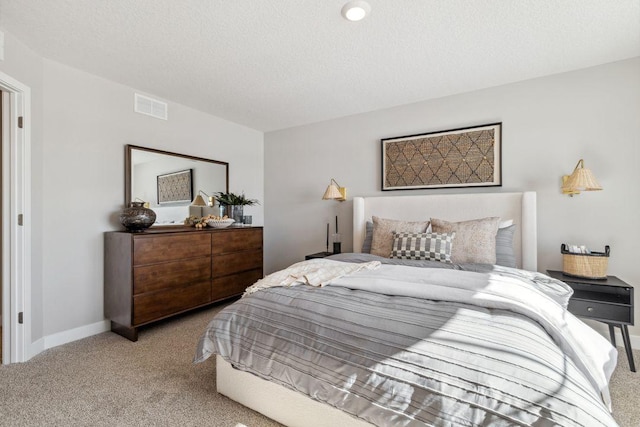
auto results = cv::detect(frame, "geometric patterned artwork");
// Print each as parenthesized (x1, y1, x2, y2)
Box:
(382, 123, 502, 190)
(157, 169, 193, 204)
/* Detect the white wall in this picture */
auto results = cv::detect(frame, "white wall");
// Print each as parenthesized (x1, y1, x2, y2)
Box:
(265, 57, 640, 338)
(41, 59, 264, 337)
(0, 29, 264, 352)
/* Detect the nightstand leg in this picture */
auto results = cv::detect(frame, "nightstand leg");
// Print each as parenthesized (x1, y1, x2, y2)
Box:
(621, 325, 636, 372)
(608, 324, 616, 347)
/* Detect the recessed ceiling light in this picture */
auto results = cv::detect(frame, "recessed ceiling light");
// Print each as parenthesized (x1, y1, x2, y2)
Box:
(341, 1, 371, 22)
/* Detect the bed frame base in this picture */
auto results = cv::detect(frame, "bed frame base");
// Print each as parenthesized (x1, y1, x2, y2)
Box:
(216, 355, 371, 427)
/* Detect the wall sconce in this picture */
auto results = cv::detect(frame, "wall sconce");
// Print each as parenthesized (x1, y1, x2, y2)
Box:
(322, 179, 347, 202)
(191, 190, 215, 207)
(190, 190, 217, 217)
(561, 159, 602, 196)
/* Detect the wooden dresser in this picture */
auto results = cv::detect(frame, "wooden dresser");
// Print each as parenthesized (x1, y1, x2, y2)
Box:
(104, 226, 263, 341)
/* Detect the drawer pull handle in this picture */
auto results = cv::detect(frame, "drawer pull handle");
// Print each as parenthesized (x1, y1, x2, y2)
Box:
(587, 307, 594, 312)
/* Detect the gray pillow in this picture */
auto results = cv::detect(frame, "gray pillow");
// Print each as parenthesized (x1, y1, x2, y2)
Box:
(361, 221, 373, 253)
(495, 224, 516, 268)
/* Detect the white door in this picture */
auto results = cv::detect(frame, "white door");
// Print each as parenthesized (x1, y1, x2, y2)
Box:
(0, 72, 31, 364)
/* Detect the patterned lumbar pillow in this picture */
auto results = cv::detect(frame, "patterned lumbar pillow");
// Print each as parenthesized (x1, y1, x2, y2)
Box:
(390, 232, 456, 262)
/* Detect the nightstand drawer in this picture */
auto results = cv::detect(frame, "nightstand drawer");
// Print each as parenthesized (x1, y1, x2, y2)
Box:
(568, 299, 631, 323)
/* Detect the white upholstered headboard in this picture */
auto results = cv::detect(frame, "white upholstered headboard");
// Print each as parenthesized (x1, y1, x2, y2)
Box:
(353, 192, 537, 271)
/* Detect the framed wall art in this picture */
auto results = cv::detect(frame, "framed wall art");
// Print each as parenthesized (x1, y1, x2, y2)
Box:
(157, 169, 193, 204)
(381, 123, 502, 191)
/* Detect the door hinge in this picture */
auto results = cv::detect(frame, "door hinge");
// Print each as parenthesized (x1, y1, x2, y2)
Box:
(18, 116, 23, 129)
(18, 213, 23, 226)
(18, 312, 23, 324)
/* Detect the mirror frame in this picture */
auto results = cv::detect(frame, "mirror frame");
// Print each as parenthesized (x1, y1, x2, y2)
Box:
(125, 144, 229, 224)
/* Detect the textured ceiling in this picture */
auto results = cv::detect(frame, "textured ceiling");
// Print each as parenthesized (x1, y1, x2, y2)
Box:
(1, 0, 639, 131)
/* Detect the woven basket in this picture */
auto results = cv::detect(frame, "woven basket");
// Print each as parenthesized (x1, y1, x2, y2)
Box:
(561, 244, 610, 279)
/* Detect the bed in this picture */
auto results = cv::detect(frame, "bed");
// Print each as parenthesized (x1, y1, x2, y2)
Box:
(194, 192, 619, 427)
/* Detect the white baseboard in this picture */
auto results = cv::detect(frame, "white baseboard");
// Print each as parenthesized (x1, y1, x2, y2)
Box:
(28, 337, 44, 361)
(43, 320, 110, 350)
(24, 320, 109, 362)
(612, 330, 640, 351)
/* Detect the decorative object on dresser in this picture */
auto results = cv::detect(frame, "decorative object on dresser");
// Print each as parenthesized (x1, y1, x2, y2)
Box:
(214, 192, 259, 225)
(381, 123, 502, 191)
(104, 226, 263, 341)
(206, 218, 235, 228)
(561, 158, 602, 196)
(547, 270, 635, 372)
(119, 200, 156, 232)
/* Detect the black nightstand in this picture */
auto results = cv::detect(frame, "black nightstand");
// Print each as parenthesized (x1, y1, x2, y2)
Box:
(547, 270, 635, 372)
(305, 251, 334, 260)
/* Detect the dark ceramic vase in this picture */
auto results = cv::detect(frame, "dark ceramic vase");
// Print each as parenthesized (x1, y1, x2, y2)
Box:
(120, 202, 156, 232)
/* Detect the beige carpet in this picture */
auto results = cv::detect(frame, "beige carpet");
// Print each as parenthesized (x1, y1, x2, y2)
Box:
(0, 303, 637, 427)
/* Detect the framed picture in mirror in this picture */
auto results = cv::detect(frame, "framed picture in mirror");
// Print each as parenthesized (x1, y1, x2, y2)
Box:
(157, 169, 193, 204)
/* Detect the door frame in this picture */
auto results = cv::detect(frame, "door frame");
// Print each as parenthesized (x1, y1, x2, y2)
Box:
(0, 71, 31, 364)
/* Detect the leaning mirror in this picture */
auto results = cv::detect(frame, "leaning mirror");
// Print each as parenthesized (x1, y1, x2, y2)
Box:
(125, 145, 229, 226)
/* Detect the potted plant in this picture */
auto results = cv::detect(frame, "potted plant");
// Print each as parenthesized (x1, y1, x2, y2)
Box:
(214, 192, 259, 224)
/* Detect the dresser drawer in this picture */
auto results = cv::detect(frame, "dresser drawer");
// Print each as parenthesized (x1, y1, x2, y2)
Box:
(133, 280, 211, 325)
(133, 256, 211, 295)
(568, 299, 632, 324)
(134, 233, 211, 265)
(212, 229, 263, 255)
(212, 269, 263, 301)
(213, 249, 262, 277)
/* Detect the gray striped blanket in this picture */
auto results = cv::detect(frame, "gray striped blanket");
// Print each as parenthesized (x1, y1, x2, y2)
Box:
(195, 263, 618, 427)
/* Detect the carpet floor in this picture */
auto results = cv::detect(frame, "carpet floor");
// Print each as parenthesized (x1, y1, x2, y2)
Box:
(0, 303, 637, 427)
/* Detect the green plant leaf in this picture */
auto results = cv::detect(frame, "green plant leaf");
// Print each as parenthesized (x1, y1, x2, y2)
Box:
(214, 192, 259, 206)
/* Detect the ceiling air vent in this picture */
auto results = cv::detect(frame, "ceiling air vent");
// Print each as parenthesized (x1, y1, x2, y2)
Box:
(134, 93, 168, 120)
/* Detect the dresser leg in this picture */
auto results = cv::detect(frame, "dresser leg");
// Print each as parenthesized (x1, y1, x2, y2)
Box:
(621, 325, 636, 372)
(110, 321, 138, 342)
(608, 324, 616, 347)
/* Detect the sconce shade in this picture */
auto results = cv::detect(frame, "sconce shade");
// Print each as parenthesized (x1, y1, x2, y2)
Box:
(562, 159, 602, 195)
(322, 179, 347, 201)
(191, 194, 207, 206)
(191, 190, 213, 207)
